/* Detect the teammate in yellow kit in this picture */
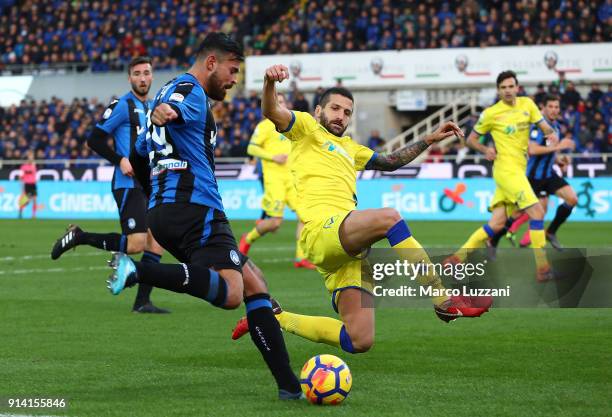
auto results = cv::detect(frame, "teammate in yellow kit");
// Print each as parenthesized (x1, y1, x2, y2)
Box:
(238, 93, 315, 269)
(232, 64, 492, 352)
(445, 71, 559, 281)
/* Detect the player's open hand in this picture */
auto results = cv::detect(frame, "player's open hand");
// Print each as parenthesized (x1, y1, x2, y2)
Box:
(484, 147, 497, 161)
(119, 157, 134, 177)
(272, 154, 288, 165)
(264, 65, 290, 83)
(152, 103, 178, 126)
(426, 121, 464, 144)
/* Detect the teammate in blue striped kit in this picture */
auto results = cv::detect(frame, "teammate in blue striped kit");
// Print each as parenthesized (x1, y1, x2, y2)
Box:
(51, 57, 168, 314)
(523, 94, 577, 249)
(105, 33, 302, 399)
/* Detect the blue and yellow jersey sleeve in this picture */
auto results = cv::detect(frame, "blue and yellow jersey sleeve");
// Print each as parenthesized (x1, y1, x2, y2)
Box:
(280, 111, 319, 141)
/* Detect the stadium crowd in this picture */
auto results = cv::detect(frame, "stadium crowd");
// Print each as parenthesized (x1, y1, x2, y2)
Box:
(0, 91, 271, 165)
(1, 0, 610, 72)
(1, 81, 610, 165)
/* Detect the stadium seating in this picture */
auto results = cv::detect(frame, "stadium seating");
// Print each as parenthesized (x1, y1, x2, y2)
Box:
(1, 0, 610, 73)
(0, 93, 269, 162)
(0, 82, 609, 162)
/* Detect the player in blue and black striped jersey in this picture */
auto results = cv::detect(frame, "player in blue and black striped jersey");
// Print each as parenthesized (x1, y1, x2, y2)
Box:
(51, 57, 168, 314)
(106, 33, 302, 399)
(489, 95, 577, 251)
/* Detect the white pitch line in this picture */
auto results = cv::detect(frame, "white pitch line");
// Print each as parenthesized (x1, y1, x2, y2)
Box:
(0, 252, 103, 262)
(0, 266, 108, 276)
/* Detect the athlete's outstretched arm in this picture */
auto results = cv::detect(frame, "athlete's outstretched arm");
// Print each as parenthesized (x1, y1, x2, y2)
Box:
(262, 65, 293, 132)
(367, 121, 463, 171)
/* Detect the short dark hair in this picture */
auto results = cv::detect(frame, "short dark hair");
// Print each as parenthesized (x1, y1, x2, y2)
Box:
(128, 56, 152, 74)
(496, 70, 518, 87)
(318, 87, 354, 108)
(543, 94, 560, 105)
(196, 32, 244, 62)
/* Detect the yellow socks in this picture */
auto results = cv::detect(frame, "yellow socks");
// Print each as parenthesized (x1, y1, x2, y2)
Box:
(295, 240, 305, 261)
(276, 311, 343, 348)
(386, 220, 448, 306)
(454, 225, 493, 262)
(529, 220, 549, 269)
(245, 227, 261, 244)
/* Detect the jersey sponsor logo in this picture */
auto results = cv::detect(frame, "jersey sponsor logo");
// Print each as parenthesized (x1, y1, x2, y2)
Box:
(230, 250, 241, 266)
(169, 93, 185, 103)
(127, 218, 136, 229)
(504, 125, 517, 134)
(322, 141, 353, 163)
(151, 158, 189, 176)
(133, 108, 144, 114)
(136, 126, 145, 135)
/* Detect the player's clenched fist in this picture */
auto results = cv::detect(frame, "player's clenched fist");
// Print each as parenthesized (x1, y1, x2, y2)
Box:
(152, 103, 178, 126)
(264, 65, 290, 83)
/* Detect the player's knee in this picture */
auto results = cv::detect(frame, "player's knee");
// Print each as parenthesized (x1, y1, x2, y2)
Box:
(565, 195, 578, 207)
(126, 236, 145, 254)
(380, 208, 403, 232)
(490, 218, 506, 231)
(350, 332, 374, 353)
(223, 290, 243, 309)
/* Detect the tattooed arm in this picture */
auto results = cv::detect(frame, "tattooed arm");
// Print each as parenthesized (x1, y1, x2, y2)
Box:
(367, 139, 431, 171)
(367, 121, 464, 172)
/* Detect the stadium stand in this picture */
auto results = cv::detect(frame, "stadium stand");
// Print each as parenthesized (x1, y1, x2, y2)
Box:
(0, 92, 271, 162)
(1, 81, 609, 162)
(1, 0, 610, 73)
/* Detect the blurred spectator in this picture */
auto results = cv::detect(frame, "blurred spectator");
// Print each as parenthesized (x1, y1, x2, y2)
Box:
(367, 130, 386, 152)
(534, 83, 548, 107)
(561, 82, 582, 108)
(292, 91, 310, 113)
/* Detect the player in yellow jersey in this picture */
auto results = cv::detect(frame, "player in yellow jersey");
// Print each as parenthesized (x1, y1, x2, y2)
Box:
(445, 71, 559, 282)
(231, 64, 492, 352)
(238, 92, 315, 269)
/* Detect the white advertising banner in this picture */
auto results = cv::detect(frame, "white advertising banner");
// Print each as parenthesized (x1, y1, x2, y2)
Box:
(245, 43, 612, 91)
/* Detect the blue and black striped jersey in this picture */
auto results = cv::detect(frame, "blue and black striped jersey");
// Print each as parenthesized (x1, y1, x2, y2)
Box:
(95, 91, 149, 190)
(136, 73, 223, 211)
(526, 119, 562, 180)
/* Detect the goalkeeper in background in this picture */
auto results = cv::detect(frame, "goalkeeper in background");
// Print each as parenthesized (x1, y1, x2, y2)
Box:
(239, 92, 315, 269)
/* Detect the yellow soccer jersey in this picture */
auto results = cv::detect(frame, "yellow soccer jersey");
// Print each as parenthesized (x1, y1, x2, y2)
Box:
(282, 111, 375, 223)
(249, 119, 292, 177)
(474, 96, 543, 173)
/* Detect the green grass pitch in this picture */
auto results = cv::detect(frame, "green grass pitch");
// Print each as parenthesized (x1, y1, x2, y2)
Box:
(0, 219, 611, 417)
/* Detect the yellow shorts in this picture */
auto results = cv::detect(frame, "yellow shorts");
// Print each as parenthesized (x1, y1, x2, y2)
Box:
(261, 178, 297, 218)
(300, 210, 372, 312)
(490, 171, 539, 214)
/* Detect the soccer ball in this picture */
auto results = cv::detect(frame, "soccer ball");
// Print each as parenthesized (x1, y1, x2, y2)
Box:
(300, 354, 352, 405)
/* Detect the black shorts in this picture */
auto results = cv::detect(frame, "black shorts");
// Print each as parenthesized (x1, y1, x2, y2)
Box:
(529, 174, 569, 198)
(112, 188, 147, 235)
(147, 202, 246, 272)
(24, 184, 37, 197)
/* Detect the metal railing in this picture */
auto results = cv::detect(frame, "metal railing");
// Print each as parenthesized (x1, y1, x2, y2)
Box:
(382, 92, 481, 157)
